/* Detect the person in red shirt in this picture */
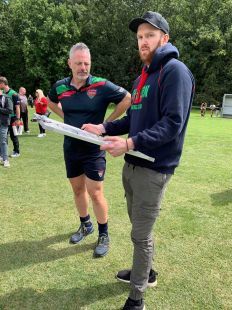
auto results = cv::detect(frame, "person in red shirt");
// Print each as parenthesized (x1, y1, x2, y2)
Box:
(34, 89, 48, 137)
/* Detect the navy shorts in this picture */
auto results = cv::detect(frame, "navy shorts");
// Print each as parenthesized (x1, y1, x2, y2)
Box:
(64, 151, 106, 181)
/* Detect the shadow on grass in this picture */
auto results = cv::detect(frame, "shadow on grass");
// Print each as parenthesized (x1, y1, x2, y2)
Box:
(0, 233, 96, 272)
(0, 282, 126, 309)
(211, 189, 232, 206)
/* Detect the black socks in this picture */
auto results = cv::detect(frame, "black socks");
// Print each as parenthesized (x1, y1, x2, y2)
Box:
(80, 215, 92, 227)
(80, 215, 108, 236)
(98, 222, 108, 236)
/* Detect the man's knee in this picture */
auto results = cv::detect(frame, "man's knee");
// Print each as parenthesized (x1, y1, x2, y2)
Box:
(131, 230, 153, 250)
(130, 215, 157, 247)
(0, 135, 7, 144)
(86, 177, 105, 204)
(72, 186, 85, 197)
(88, 188, 104, 204)
(69, 177, 86, 196)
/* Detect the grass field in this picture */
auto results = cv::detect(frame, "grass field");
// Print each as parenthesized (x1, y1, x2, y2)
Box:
(0, 109, 231, 310)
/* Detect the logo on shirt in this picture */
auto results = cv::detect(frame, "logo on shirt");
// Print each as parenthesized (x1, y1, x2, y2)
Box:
(131, 85, 150, 110)
(118, 87, 125, 93)
(87, 89, 97, 99)
(98, 170, 105, 178)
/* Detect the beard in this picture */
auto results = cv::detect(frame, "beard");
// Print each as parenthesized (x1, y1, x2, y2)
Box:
(139, 49, 155, 65)
(139, 39, 163, 65)
(76, 71, 89, 81)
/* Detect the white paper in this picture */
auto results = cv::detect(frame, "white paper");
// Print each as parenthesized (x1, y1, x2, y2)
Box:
(35, 114, 155, 162)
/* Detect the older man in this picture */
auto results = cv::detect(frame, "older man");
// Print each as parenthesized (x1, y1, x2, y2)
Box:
(48, 42, 131, 258)
(19, 87, 30, 133)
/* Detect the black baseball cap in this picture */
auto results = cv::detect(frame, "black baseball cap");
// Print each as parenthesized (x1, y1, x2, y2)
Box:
(129, 11, 169, 34)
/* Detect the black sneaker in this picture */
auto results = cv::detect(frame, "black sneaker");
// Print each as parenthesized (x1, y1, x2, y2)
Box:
(93, 233, 110, 257)
(69, 222, 94, 244)
(116, 269, 158, 288)
(122, 297, 145, 310)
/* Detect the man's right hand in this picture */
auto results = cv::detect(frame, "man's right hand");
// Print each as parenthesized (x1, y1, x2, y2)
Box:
(81, 123, 105, 136)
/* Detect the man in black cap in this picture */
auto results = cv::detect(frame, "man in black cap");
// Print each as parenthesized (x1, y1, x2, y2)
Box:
(83, 11, 195, 309)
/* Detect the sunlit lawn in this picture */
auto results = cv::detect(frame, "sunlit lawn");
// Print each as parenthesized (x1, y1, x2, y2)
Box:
(0, 109, 231, 309)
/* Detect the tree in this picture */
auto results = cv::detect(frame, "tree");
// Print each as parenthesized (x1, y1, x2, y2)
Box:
(1, 0, 231, 103)
(0, 0, 80, 92)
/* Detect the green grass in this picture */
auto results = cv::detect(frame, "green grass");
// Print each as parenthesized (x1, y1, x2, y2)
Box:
(0, 109, 231, 310)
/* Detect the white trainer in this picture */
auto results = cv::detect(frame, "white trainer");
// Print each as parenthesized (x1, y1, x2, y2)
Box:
(10, 152, 20, 158)
(37, 134, 44, 138)
(3, 160, 10, 168)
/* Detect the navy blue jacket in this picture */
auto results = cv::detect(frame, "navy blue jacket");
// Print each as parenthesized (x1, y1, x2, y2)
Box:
(104, 43, 195, 174)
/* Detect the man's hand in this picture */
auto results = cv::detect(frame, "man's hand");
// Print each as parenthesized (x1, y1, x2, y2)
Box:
(100, 136, 129, 157)
(15, 119, 21, 126)
(81, 123, 105, 136)
(47, 99, 64, 119)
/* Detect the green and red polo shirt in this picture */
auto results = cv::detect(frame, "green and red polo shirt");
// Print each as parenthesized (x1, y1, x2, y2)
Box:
(48, 75, 127, 154)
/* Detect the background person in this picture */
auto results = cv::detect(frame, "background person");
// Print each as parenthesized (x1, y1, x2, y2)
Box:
(83, 11, 195, 310)
(28, 94, 34, 108)
(200, 102, 207, 117)
(48, 42, 131, 258)
(209, 104, 216, 117)
(215, 103, 222, 117)
(34, 89, 48, 138)
(0, 76, 21, 158)
(0, 90, 13, 167)
(19, 87, 30, 133)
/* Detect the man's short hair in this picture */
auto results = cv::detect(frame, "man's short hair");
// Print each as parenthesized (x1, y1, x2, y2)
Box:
(0, 76, 8, 85)
(69, 42, 90, 58)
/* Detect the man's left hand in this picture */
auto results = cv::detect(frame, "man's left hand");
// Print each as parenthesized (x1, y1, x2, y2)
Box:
(100, 136, 128, 157)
